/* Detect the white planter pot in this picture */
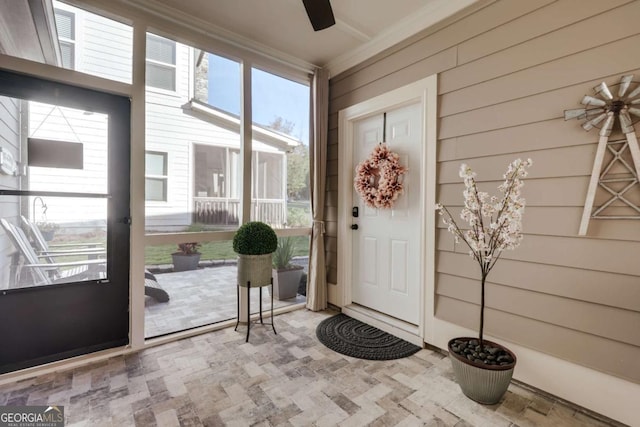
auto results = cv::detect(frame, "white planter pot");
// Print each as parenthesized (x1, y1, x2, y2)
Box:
(237, 253, 273, 287)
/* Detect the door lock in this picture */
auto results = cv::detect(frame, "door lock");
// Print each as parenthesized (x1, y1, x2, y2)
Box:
(350, 224, 358, 230)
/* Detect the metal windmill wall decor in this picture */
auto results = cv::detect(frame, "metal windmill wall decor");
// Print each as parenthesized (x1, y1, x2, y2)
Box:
(564, 74, 640, 235)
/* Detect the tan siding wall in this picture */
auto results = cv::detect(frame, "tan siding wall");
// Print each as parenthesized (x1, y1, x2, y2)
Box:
(327, 0, 640, 383)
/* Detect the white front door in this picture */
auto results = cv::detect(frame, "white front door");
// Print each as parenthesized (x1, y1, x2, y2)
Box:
(351, 102, 422, 325)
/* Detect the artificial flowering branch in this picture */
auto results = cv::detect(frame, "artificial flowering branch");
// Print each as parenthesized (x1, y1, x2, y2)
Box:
(436, 158, 532, 344)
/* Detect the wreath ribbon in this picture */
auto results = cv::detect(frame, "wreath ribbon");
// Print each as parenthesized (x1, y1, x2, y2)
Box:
(354, 143, 407, 209)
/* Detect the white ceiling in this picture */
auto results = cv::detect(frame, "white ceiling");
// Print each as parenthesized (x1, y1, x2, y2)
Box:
(130, 0, 478, 75)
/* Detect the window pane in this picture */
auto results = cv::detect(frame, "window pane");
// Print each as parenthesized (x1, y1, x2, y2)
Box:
(253, 151, 283, 199)
(54, 1, 133, 83)
(28, 101, 108, 194)
(146, 34, 176, 64)
(251, 68, 311, 228)
(54, 10, 74, 39)
(145, 40, 240, 233)
(1, 196, 107, 290)
(145, 152, 166, 176)
(2, 2, 132, 82)
(196, 53, 240, 116)
(145, 178, 166, 202)
(194, 145, 226, 197)
(59, 42, 74, 69)
(144, 237, 307, 338)
(146, 63, 176, 91)
(0, 94, 110, 290)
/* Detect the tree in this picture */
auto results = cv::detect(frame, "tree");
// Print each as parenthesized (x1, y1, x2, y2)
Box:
(268, 117, 309, 200)
(269, 116, 295, 136)
(287, 144, 309, 200)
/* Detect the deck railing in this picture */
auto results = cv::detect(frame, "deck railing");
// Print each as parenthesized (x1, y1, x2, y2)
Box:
(193, 197, 286, 227)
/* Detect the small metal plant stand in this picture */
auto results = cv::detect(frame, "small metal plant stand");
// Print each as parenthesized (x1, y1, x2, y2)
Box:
(234, 278, 277, 342)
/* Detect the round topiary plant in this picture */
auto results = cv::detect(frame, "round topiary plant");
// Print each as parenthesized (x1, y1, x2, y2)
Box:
(233, 221, 278, 255)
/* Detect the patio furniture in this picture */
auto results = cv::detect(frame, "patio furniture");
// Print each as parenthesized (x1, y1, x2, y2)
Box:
(234, 278, 277, 342)
(4, 219, 170, 301)
(21, 216, 105, 264)
(1, 218, 105, 287)
(144, 270, 170, 302)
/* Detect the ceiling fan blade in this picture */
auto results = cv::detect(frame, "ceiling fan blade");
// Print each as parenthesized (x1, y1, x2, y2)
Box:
(619, 110, 634, 134)
(564, 108, 586, 120)
(581, 95, 606, 107)
(302, 0, 335, 31)
(594, 82, 613, 100)
(627, 85, 640, 100)
(581, 112, 607, 131)
(599, 113, 615, 137)
(629, 107, 640, 118)
(618, 75, 633, 97)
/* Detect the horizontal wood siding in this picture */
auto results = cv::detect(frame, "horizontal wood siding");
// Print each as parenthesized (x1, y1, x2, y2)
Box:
(80, 10, 133, 84)
(327, 0, 640, 383)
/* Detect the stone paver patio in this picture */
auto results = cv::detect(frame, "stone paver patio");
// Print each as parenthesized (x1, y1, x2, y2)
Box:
(145, 265, 305, 338)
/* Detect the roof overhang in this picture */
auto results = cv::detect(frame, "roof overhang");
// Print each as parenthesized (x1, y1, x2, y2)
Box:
(0, 0, 61, 66)
(182, 100, 300, 152)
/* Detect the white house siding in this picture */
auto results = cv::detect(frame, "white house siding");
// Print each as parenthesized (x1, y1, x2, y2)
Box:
(28, 101, 109, 225)
(143, 41, 238, 230)
(0, 96, 23, 287)
(54, 1, 132, 84)
(25, 3, 291, 233)
(327, 0, 640, 385)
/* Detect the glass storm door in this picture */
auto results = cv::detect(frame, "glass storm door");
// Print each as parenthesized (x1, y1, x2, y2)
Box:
(0, 70, 130, 373)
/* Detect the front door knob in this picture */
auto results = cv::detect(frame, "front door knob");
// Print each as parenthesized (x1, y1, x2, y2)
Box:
(351, 224, 358, 230)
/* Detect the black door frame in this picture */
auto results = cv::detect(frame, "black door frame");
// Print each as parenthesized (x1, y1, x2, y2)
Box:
(0, 69, 131, 374)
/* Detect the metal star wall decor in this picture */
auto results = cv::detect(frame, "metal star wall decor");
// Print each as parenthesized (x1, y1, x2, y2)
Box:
(564, 75, 640, 235)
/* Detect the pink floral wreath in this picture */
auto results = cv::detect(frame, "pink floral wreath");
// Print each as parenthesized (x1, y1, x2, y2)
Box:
(354, 143, 407, 209)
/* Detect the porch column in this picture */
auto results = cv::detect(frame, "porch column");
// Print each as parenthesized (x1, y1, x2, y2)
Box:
(238, 59, 252, 316)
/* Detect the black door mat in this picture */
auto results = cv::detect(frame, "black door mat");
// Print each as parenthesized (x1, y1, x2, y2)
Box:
(316, 313, 421, 360)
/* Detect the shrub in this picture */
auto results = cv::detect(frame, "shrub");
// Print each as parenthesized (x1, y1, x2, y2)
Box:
(232, 221, 278, 255)
(286, 207, 310, 227)
(273, 237, 295, 269)
(177, 242, 200, 254)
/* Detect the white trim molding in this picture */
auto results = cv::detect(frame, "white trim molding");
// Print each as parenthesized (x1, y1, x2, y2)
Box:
(337, 75, 438, 345)
(432, 318, 639, 426)
(326, 0, 482, 77)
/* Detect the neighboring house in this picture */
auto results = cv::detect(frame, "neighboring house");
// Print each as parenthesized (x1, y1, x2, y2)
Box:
(26, 2, 298, 231)
(1, 0, 638, 424)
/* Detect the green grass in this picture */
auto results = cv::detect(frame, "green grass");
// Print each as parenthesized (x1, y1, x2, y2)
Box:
(144, 235, 310, 265)
(48, 229, 310, 266)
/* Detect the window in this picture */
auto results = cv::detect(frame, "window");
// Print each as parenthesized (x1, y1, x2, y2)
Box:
(196, 53, 241, 116)
(253, 151, 283, 200)
(251, 67, 311, 228)
(54, 9, 75, 69)
(145, 151, 168, 201)
(146, 34, 176, 91)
